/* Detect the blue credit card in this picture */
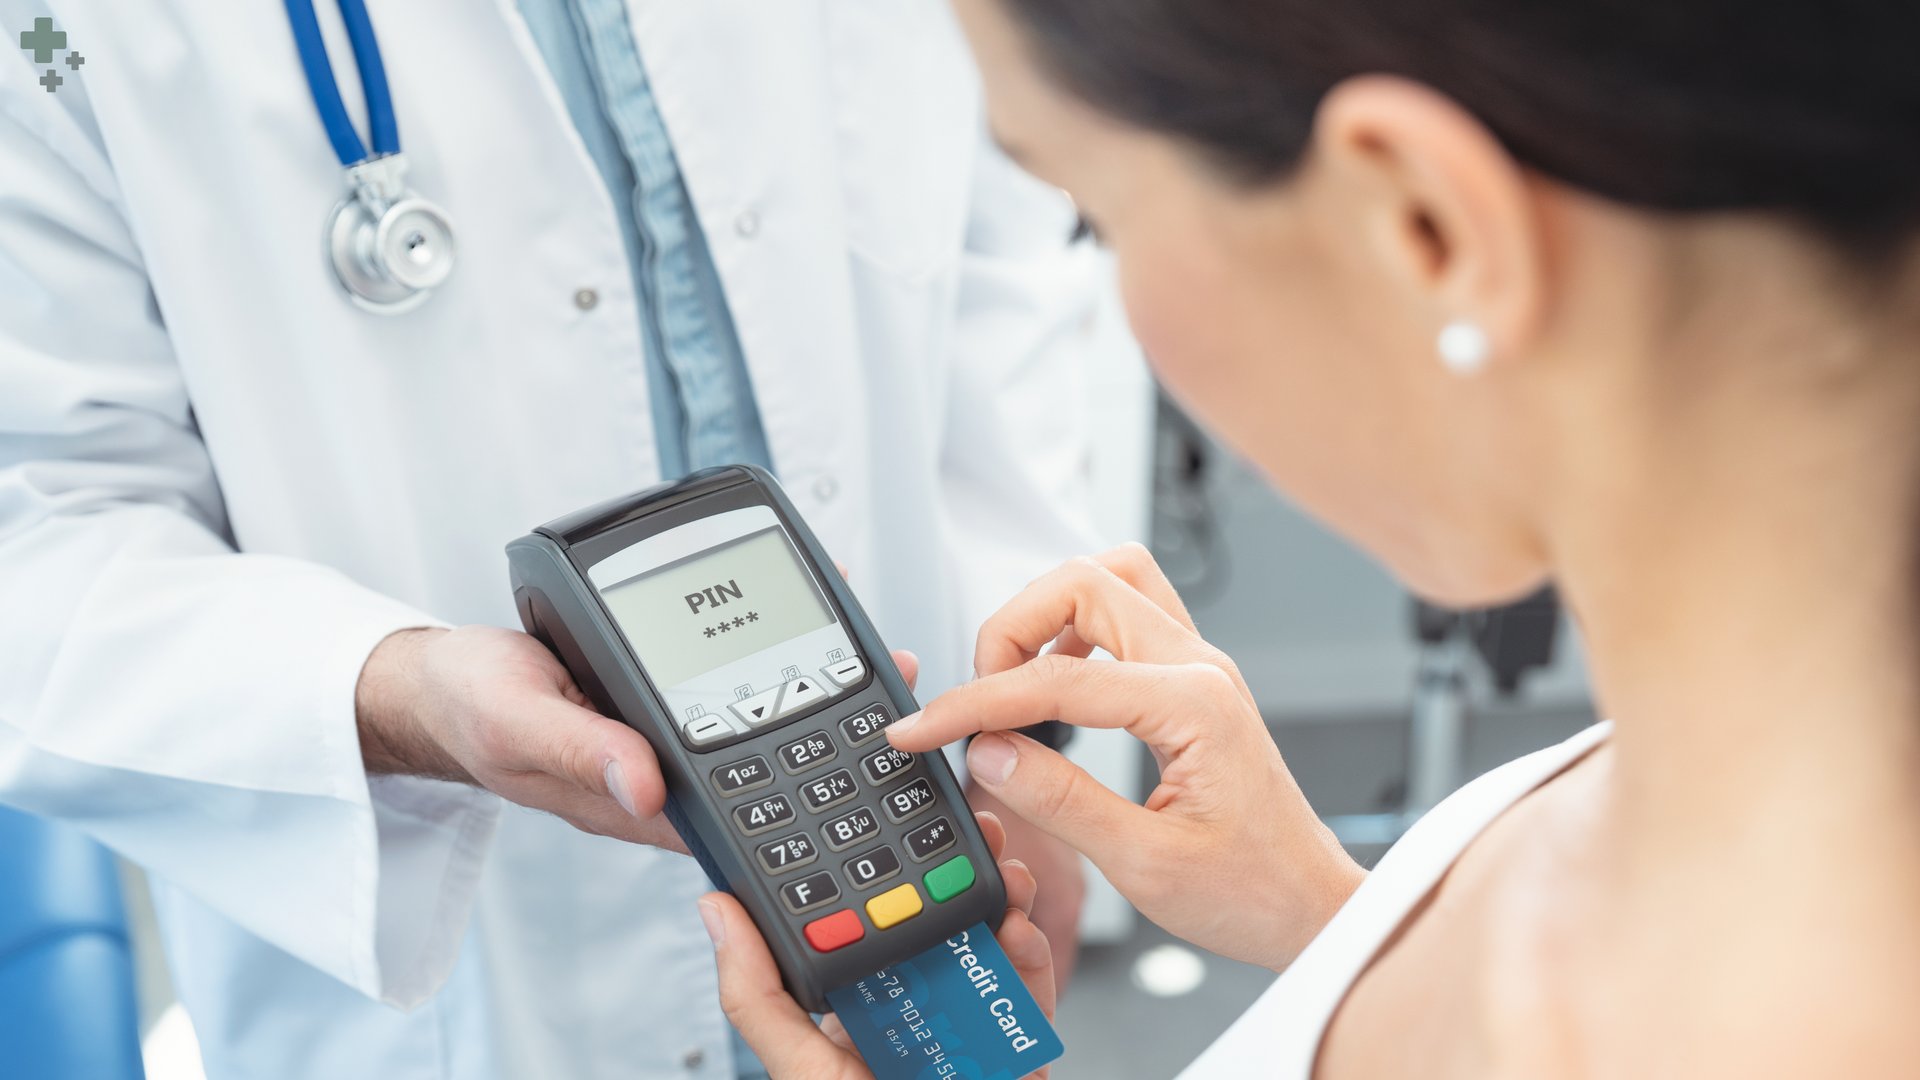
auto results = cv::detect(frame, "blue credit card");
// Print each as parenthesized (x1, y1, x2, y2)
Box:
(826, 921, 1065, 1080)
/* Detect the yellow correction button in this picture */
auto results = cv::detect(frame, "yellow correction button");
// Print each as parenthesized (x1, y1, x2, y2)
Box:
(864, 883, 923, 930)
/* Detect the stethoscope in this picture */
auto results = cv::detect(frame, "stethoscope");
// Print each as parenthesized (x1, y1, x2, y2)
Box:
(284, 0, 455, 314)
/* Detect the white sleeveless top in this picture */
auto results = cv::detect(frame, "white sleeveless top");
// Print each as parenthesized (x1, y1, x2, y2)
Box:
(1181, 723, 1613, 1078)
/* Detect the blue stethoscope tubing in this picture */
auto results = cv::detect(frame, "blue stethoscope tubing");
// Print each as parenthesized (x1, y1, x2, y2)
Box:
(283, 0, 398, 166)
(285, 0, 456, 313)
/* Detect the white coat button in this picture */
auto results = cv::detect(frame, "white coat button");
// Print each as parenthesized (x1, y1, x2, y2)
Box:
(682, 1048, 706, 1070)
(574, 288, 600, 311)
(734, 211, 761, 239)
(812, 475, 838, 502)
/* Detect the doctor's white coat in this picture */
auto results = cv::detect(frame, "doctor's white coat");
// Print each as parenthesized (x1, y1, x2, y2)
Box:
(0, 1, 1108, 1076)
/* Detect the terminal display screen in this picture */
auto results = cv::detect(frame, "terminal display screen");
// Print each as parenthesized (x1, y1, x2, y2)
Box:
(599, 527, 836, 687)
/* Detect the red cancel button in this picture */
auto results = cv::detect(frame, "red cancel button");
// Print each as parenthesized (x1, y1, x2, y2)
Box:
(803, 909, 865, 953)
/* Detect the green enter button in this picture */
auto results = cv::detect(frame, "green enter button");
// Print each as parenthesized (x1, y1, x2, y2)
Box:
(924, 855, 976, 903)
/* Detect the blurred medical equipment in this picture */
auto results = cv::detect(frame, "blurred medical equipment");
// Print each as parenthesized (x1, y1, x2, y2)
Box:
(0, 805, 145, 1079)
(1398, 589, 1562, 817)
(283, 0, 456, 312)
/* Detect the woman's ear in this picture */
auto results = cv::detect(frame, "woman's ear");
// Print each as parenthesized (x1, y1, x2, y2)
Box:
(1311, 75, 1548, 367)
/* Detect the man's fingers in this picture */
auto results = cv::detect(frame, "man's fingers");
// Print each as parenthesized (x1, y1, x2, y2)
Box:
(891, 648, 919, 692)
(975, 810, 1007, 861)
(818, 1014, 857, 1054)
(892, 657, 1230, 756)
(515, 697, 669, 819)
(974, 556, 1208, 677)
(510, 776, 692, 853)
(1002, 858, 1037, 916)
(999, 909, 1057, 1080)
(703, 893, 850, 1078)
(997, 909, 1057, 1019)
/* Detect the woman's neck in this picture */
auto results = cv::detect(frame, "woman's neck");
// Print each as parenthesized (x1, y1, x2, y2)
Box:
(1550, 320, 1920, 883)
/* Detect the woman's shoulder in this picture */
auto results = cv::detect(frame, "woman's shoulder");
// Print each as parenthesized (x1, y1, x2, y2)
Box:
(1182, 722, 1613, 1079)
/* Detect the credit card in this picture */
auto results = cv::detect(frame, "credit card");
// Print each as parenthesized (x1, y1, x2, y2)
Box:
(826, 921, 1065, 1080)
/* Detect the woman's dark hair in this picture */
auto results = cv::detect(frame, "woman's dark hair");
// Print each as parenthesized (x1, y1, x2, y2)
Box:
(1001, 0, 1920, 260)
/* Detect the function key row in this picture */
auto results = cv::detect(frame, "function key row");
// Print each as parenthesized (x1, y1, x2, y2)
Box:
(685, 657, 868, 748)
(799, 854, 979, 953)
(727, 657, 869, 730)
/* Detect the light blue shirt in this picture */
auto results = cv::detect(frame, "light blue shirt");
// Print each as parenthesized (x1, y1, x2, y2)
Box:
(519, 0, 774, 482)
(518, 2, 774, 1077)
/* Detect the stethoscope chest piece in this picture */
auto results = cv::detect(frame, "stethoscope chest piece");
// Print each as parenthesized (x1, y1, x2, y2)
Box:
(326, 154, 456, 314)
(288, 0, 455, 315)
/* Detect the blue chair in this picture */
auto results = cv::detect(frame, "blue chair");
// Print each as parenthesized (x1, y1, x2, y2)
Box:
(0, 804, 146, 1079)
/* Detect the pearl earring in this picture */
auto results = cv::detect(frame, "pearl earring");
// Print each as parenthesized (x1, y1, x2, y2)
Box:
(1436, 320, 1490, 376)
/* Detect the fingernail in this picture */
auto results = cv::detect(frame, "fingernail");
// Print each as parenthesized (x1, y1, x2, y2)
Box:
(968, 734, 1017, 786)
(698, 899, 727, 947)
(605, 759, 638, 817)
(890, 711, 923, 735)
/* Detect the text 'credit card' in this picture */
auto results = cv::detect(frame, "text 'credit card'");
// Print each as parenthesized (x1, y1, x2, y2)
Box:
(826, 920, 1065, 1080)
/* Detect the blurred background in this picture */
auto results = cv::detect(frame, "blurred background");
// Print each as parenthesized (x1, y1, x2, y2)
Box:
(7, 295, 1597, 1080)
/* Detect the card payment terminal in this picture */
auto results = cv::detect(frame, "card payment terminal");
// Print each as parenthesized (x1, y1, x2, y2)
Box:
(507, 466, 1006, 1012)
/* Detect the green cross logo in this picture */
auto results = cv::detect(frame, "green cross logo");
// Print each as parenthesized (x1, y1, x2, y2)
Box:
(18, 17, 82, 94)
(19, 17, 64, 63)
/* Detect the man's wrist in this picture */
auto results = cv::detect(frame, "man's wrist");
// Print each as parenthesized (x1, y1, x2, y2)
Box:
(356, 628, 467, 781)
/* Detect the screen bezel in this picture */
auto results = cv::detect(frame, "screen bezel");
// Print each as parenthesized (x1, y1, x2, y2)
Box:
(565, 478, 866, 752)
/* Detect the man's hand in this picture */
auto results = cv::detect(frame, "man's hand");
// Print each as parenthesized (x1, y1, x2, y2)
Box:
(355, 625, 688, 851)
(967, 780, 1086, 988)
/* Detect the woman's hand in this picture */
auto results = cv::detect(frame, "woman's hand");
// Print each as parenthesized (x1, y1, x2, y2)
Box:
(702, 811, 1056, 1080)
(888, 544, 1364, 971)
